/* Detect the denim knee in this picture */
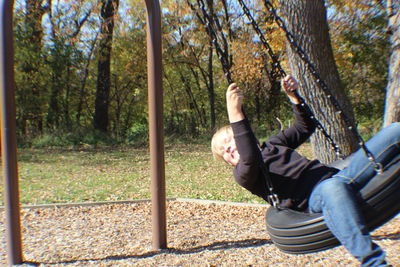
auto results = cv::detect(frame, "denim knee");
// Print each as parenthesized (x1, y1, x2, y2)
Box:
(309, 178, 355, 213)
(383, 122, 400, 143)
(389, 121, 400, 130)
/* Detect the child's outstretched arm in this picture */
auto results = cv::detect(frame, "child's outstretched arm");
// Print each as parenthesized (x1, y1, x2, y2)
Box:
(270, 75, 317, 149)
(226, 83, 245, 123)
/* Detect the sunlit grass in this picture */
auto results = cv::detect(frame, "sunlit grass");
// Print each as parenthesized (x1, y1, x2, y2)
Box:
(0, 143, 313, 205)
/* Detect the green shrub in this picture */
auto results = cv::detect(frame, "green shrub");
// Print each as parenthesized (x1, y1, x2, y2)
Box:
(28, 128, 117, 148)
(126, 122, 149, 145)
(31, 133, 69, 148)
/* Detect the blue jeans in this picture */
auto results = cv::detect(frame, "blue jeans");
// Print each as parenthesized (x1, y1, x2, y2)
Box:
(309, 122, 400, 267)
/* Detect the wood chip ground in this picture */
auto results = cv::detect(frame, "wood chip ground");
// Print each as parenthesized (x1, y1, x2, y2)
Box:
(1, 200, 399, 266)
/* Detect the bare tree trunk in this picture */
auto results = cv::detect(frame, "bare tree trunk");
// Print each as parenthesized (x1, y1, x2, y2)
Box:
(184, 39, 214, 131)
(77, 35, 97, 126)
(207, 42, 216, 131)
(383, 0, 400, 127)
(164, 75, 183, 134)
(22, 0, 50, 135)
(0, 117, 2, 156)
(46, 2, 91, 131)
(94, 0, 119, 132)
(279, 0, 359, 163)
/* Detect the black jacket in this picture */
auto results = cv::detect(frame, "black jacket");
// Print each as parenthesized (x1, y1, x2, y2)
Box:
(231, 103, 339, 210)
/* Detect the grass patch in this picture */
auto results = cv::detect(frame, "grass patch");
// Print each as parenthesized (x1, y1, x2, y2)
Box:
(0, 143, 314, 205)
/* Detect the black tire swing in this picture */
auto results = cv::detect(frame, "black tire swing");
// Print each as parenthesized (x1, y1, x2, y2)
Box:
(235, 0, 400, 254)
(266, 154, 400, 253)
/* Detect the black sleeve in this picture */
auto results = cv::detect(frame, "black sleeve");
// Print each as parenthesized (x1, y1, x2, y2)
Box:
(230, 118, 263, 192)
(267, 103, 316, 149)
(229, 103, 316, 196)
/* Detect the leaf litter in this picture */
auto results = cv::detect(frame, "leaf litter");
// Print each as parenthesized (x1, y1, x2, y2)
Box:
(0, 200, 399, 266)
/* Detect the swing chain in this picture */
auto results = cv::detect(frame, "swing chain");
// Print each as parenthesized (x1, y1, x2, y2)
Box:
(268, 192, 280, 208)
(190, 0, 283, 204)
(238, 0, 382, 173)
(237, 0, 286, 78)
(187, 0, 234, 84)
(237, 0, 344, 159)
(259, 0, 383, 173)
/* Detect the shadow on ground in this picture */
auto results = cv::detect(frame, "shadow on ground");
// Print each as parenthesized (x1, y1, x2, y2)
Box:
(23, 238, 273, 266)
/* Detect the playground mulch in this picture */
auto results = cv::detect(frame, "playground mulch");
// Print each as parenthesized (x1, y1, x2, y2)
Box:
(0, 199, 399, 266)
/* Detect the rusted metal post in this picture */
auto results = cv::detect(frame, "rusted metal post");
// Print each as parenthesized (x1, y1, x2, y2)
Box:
(1, 0, 23, 265)
(144, 0, 167, 249)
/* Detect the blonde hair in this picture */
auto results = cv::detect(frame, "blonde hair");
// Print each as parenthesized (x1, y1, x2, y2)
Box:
(211, 125, 233, 162)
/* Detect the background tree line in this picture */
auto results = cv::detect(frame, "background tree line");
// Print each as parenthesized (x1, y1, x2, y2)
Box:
(11, 0, 399, 162)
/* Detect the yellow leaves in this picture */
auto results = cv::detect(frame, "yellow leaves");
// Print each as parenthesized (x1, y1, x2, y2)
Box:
(327, 0, 376, 14)
(231, 24, 287, 84)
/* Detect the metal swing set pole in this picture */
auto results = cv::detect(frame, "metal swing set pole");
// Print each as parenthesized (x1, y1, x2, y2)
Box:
(144, 0, 167, 250)
(1, 0, 23, 265)
(1, 0, 166, 264)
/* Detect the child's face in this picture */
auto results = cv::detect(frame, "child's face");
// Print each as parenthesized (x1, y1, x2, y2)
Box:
(222, 131, 240, 166)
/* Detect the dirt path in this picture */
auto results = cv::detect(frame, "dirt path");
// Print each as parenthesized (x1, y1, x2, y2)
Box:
(1, 200, 399, 266)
